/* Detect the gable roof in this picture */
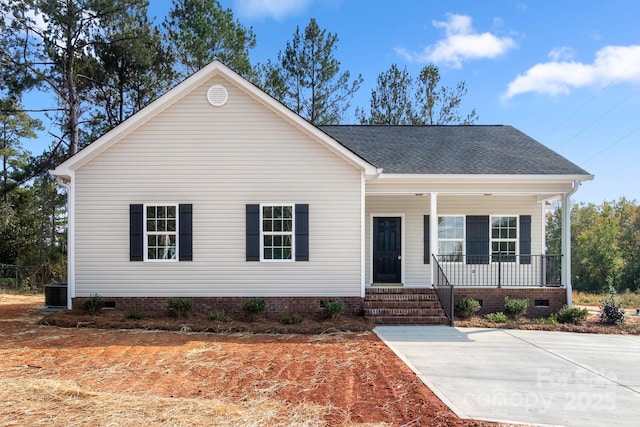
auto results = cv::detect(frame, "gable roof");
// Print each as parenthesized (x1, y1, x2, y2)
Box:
(319, 125, 591, 176)
(51, 61, 378, 179)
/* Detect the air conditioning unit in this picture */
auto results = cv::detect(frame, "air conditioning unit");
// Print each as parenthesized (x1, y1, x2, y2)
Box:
(44, 283, 67, 307)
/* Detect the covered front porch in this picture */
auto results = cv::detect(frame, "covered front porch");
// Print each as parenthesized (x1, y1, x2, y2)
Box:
(362, 176, 580, 325)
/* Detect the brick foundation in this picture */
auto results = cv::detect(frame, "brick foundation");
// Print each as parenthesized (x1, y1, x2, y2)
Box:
(454, 287, 566, 317)
(72, 296, 364, 317)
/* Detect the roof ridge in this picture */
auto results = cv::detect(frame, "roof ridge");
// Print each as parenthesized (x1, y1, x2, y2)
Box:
(318, 124, 507, 127)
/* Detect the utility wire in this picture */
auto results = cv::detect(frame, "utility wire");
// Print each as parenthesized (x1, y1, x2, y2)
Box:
(555, 84, 640, 149)
(545, 63, 637, 138)
(580, 127, 640, 166)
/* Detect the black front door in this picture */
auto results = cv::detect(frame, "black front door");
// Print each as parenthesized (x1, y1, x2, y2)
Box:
(373, 217, 401, 283)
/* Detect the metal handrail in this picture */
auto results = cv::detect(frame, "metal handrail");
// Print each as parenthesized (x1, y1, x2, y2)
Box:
(432, 255, 454, 326)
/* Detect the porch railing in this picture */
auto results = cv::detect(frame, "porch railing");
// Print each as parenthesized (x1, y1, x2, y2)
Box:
(435, 254, 562, 288)
(432, 255, 454, 326)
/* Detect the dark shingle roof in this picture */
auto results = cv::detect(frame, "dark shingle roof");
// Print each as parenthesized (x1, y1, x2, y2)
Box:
(318, 125, 590, 175)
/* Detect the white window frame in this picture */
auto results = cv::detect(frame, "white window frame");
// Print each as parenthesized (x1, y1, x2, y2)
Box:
(144, 203, 179, 262)
(437, 215, 465, 262)
(260, 203, 295, 262)
(490, 215, 518, 263)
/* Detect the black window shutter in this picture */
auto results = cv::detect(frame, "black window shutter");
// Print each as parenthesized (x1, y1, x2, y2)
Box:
(466, 215, 489, 264)
(519, 215, 532, 264)
(295, 204, 309, 261)
(246, 204, 260, 261)
(423, 215, 430, 264)
(179, 204, 193, 261)
(130, 204, 144, 261)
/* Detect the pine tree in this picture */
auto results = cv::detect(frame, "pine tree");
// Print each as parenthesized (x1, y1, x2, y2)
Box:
(164, 0, 256, 78)
(86, 0, 175, 137)
(261, 18, 362, 125)
(0, 98, 42, 202)
(358, 63, 478, 125)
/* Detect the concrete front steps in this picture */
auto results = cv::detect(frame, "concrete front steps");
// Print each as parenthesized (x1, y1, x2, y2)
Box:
(364, 287, 449, 325)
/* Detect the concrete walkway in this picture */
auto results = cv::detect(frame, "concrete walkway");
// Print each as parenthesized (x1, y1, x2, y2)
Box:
(375, 326, 640, 427)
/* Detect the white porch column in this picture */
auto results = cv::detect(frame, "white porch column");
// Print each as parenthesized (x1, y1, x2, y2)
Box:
(562, 181, 579, 307)
(430, 193, 438, 285)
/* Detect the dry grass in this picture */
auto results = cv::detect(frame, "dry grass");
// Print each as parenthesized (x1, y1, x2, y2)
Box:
(573, 289, 640, 308)
(0, 378, 332, 427)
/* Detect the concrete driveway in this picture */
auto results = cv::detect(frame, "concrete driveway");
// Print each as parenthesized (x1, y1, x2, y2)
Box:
(375, 326, 640, 427)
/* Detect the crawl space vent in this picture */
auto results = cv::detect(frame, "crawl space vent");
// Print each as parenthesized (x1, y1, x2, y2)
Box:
(207, 84, 229, 107)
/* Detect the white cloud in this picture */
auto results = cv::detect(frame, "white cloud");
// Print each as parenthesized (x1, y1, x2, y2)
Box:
(395, 13, 517, 68)
(234, 0, 312, 20)
(548, 46, 575, 61)
(503, 45, 640, 99)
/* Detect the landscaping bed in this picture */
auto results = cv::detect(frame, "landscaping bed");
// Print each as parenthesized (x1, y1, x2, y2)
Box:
(456, 307, 640, 334)
(40, 305, 375, 335)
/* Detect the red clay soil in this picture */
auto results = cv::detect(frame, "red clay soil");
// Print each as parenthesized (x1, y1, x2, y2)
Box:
(0, 294, 492, 426)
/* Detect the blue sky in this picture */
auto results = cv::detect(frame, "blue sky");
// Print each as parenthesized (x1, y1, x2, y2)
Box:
(25, 0, 640, 204)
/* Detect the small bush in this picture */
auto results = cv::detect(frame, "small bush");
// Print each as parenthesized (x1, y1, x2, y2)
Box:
(242, 299, 266, 314)
(209, 310, 231, 322)
(485, 312, 508, 323)
(126, 309, 144, 320)
(454, 297, 481, 319)
(278, 313, 302, 325)
(323, 301, 345, 319)
(167, 298, 193, 318)
(84, 294, 104, 315)
(535, 314, 558, 325)
(555, 305, 589, 325)
(600, 281, 626, 325)
(503, 297, 529, 319)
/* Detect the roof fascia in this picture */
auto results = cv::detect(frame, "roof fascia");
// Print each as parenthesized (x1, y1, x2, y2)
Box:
(51, 61, 378, 178)
(373, 173, 594, 184)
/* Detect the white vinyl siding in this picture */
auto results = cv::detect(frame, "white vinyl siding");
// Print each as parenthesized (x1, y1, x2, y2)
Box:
(73, 75, 362, 298)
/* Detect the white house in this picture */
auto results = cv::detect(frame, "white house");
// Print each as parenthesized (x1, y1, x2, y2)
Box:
(51, 61, 593, 324)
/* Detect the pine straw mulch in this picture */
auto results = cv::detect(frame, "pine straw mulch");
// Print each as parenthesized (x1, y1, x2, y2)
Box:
(39, 307, 375, 335)
(0, 294, 494, 427)
(455, 308, 640, 334)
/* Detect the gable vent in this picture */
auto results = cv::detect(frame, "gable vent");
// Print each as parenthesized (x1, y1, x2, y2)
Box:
(207, 84, 229, 107)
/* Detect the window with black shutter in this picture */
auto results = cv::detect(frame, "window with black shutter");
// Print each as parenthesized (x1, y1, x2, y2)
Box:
(130, 204, 192, 262)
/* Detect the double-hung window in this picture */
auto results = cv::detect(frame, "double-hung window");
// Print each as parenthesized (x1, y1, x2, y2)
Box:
(438, 216, 464, 262)
(491, 216, 517, 262)
(261, 204, 294, 261)
(145, 205, 178, 261)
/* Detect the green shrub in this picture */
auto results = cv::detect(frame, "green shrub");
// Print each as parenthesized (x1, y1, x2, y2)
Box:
(454, 297, 481, 319)
(485, 312, 508, 323)
(600, 281, 626, 325)
(242, 299, 266, 314)
(278, 313, 302, 325)
(503, 297, 529, 319)
(167, 298, 193, 318)
(84, 294, 104, 315)
(126, 309, 144, 320)
(323, 300, 345, 319)
(535, 314, 558, 325)
(209, 310, 231, 322)
(555, 305, 589, 325)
